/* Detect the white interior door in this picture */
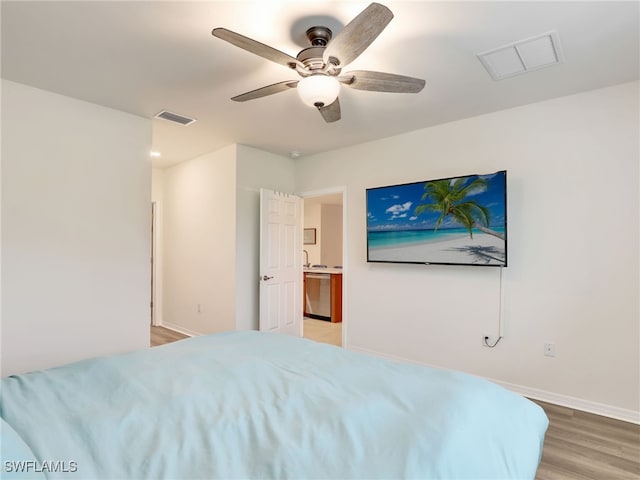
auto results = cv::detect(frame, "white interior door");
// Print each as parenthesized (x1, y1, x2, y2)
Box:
(259, 189, 302, 336)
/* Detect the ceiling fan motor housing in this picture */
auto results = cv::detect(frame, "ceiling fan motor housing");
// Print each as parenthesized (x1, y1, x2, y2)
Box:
(296, 46, 326, 70)
(306, 26, 332, 46)
(296, 26, 336, 73)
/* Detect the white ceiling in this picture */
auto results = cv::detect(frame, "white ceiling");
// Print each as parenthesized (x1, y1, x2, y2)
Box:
(2, 1, 638, 168)
(304, 192, 344, 206)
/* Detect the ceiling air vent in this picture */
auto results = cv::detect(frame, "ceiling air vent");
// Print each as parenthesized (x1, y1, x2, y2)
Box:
(154, 110, 197, 126)
(477, 31, 564, 81)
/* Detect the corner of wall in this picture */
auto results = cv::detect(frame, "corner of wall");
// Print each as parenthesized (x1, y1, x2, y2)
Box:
(235, 146, 296, 331)
(1, 80, 152, 375)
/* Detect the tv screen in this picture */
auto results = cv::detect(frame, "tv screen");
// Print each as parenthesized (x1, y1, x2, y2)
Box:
(366, 170, 507, 267)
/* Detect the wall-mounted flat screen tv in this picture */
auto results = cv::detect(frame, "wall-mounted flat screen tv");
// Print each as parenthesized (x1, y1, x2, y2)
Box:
(366, 170, 507, 267)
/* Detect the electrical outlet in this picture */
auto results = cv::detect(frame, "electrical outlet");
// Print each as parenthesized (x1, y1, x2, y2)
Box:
(482, 335, 499, 347)
(544, 342, 556, 357)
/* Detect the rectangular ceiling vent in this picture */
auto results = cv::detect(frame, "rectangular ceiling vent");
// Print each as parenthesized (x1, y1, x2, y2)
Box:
(154, 110, 197, 126)
(477, 31, 564, 81)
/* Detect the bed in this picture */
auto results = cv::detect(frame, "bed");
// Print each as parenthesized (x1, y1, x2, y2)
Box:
(1, 331, 548, 479)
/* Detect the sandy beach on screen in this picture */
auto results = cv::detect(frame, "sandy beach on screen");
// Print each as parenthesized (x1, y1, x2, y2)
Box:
(368, 232, 505, 265)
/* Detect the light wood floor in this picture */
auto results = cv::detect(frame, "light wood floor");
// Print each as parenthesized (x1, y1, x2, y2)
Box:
(151, 321, 341, 348)
(532, 399, 639, 480)
(151, 325, 639, 478)
(303, 317, 342, 346)
(150, 325, 188, 347)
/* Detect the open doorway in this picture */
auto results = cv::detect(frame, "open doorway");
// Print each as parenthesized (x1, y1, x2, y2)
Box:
(300, 189, 345, 347)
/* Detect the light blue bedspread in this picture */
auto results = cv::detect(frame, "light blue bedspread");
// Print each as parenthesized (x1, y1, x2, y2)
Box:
(1, 331, 548, 479)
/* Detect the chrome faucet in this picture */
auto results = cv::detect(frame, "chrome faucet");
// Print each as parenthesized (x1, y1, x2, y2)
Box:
(303, 250, 309, 267)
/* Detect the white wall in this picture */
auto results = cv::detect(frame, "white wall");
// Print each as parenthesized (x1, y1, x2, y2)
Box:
(161, 145, 237, 335)
(321, 204, 343, 267)
(1, 80, 152, 376)
(235, 144, 295, 330)
(152, 168, 164, 202)
(294, 81, 639, 420)
(304, 204, 322, 265)
(159, 144, 294, 334)
(303, 203, 343, 267)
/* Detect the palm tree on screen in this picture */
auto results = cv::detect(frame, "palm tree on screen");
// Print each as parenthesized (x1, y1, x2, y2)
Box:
(414, 178, 505, 240)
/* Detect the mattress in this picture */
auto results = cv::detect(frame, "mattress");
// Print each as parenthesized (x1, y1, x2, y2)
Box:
(1, 331, 548, 479)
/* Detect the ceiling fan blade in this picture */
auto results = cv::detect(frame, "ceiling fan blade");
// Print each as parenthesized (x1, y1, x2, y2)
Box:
(323, 3, 393, 67)
(212, 28, 304, 70)
(339, 70, 425, 93)
(231, 80, 299, 102)
(318, 98, 341, 123)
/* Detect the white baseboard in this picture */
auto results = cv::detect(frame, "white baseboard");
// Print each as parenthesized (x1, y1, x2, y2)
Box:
(492, 380, 640, 425)
(159, 322, 202, 338)
(346, 344, 640, 425)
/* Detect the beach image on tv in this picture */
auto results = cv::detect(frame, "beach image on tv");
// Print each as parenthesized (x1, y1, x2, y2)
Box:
(366, 171, 507, 266)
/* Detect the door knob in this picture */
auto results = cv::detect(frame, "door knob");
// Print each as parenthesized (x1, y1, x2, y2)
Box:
(262, 275, 274, 281)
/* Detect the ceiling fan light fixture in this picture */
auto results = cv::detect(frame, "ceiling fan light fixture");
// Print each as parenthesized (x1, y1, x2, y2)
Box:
(297, 74, 340, 108)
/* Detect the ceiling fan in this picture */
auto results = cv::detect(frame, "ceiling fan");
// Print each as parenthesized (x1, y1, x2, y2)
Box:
(212, 2, 425, 123)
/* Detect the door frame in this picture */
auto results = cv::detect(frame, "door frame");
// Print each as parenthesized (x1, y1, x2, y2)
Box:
(297, 186, 347, 347)
(150, 201, 162, 327)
